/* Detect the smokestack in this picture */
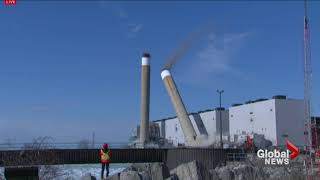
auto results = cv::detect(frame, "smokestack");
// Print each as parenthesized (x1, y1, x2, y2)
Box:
(161, 69, 197, 145)
(139, 53, 151, 145)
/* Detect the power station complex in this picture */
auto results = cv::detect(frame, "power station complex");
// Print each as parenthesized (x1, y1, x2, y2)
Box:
(151, 96, 306, 147)
(132, 1, 318, 176)
(133, 53, 319, 149)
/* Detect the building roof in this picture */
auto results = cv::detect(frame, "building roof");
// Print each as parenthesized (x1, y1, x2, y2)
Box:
(230, 95, 303, 109)
(152, 95, 302, 122)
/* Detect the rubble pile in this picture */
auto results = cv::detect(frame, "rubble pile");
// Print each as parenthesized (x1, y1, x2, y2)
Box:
(253, 134, 272, 149)
(104, 163, 169, 180)
(81, 159, 311, 180)
(170, 161, 210, 180)
(214, 162, 305, 180)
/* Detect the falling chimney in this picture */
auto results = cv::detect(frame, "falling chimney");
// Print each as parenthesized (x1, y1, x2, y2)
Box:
(139, 53, 151, 145)
(161, 69, 197, 145)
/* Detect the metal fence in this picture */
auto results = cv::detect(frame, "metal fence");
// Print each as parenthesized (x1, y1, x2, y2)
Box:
(0, 148, 236, 170)
(0, 142, 130, 150)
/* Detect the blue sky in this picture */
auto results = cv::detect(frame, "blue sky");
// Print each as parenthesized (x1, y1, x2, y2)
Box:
(0, 1, 319, 143)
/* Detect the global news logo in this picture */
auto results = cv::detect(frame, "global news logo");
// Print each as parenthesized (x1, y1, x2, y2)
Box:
(257, 140, 299, 165)
(4, 0, 16, 5)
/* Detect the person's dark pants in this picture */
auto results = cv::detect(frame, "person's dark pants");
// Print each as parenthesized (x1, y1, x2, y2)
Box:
(101, 163, 109, 179)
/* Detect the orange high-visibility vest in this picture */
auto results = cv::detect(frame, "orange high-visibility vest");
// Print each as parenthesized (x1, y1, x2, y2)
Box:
(100, 149, 110, 163)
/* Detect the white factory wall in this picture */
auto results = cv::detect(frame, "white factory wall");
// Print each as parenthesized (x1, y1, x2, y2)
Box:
(275, 99, 305, 146)
(154, 110, 229, 146)
(229, 100, 277, 144)
(200, 110, 229, 143)
(229, 98, 304, 146)
(199, 111, 216, 137)
(155, 117, 186, 146)
(166, 118, 185, 146)
(190, 113, 208, 136)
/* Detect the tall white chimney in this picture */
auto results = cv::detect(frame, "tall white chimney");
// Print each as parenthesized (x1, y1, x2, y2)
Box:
(139, 53, 151, 145)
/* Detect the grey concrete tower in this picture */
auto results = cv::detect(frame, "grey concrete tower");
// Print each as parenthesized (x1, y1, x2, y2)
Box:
(161, 69, 197, 145)
(139, 53, 151, 144)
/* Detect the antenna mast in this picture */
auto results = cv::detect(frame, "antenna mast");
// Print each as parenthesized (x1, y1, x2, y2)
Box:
(303, 0, 318, 178)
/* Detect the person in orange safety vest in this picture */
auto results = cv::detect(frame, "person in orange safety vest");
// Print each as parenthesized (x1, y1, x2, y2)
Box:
(100, 143, 111, 179)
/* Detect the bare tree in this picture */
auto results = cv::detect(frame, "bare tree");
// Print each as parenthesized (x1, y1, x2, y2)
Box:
(1, 136, 69, 180)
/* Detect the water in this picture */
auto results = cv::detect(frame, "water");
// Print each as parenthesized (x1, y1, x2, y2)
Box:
(0, 163, 128, 180)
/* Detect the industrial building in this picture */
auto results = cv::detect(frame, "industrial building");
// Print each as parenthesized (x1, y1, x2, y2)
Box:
(229, 96, 305, 147)
(153, 108, 229, 146)
(135, 54, 308, 148)
(134, 95, 311, 148)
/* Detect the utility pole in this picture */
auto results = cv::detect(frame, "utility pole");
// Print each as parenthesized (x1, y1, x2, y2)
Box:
(217, 90, 224, 148)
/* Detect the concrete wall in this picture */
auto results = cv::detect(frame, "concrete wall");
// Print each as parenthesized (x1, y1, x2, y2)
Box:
(275, 99, 305, 146)
(215, 110, 229, 137)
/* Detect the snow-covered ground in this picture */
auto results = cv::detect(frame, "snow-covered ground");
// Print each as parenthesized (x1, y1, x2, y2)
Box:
(0, 163, 128, 180)
(56, 163, 128, 179)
